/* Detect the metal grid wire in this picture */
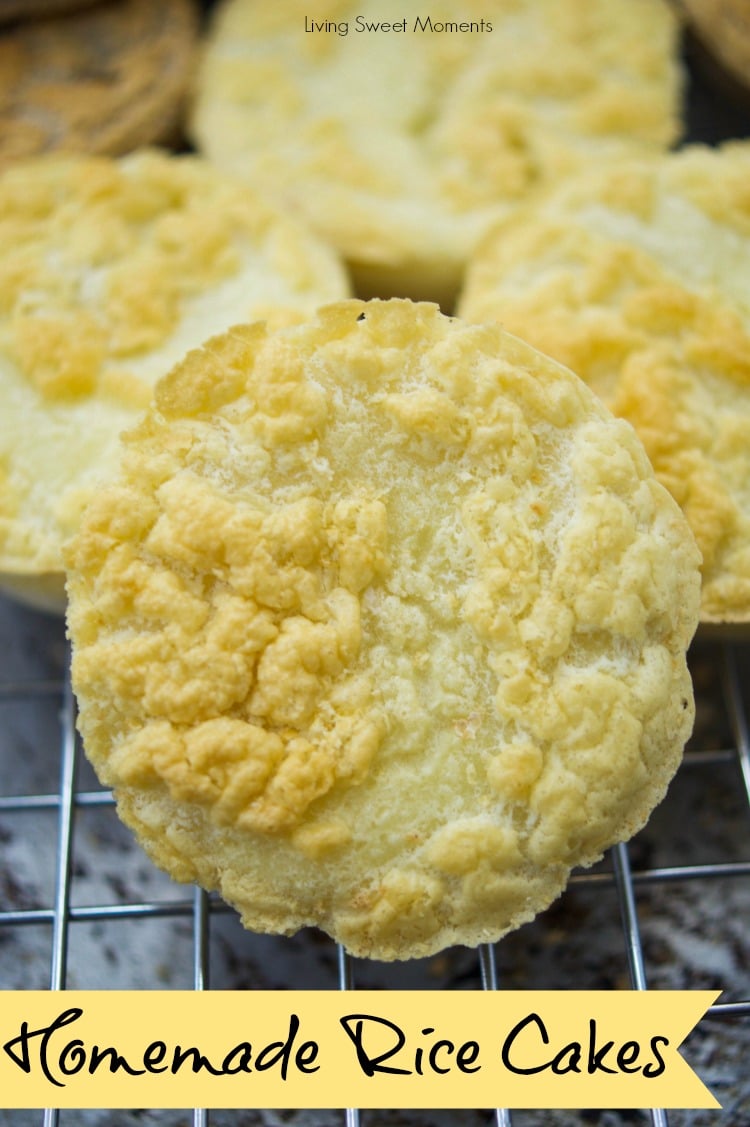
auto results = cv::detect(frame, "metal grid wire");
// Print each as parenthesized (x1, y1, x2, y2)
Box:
(0, 601, 748, 1127)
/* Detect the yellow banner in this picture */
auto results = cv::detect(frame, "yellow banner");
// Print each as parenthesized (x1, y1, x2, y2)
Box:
(0, 990, 719, 1109)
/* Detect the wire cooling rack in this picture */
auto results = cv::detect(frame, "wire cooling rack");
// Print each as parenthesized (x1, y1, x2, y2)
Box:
(0, 595, 748, 1127)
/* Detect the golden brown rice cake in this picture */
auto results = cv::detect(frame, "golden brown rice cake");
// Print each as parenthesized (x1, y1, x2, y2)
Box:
(66, 299, 700, 960)
(0, 0, 198, 166)
(0, 0, 102, 21)
(0, 150, 349, 610)
(677, 0, 750, 100)
(190, 0, 683, 308)
(458, 143, 750, 626)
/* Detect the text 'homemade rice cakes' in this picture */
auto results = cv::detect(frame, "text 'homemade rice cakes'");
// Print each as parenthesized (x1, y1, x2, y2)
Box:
(190, 0, 683, 308)
(66, 300, 701, 961)
(458, 142, 750, 627)
(0, 149, 350, 611)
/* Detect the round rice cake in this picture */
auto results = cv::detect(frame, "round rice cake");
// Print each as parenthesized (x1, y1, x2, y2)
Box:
(458, 143, 750, 626)
(65, 299, 701, 961)
(189, 0, 683, 308)
(0, 0, 198, 167)
(0, 150, 350, 610)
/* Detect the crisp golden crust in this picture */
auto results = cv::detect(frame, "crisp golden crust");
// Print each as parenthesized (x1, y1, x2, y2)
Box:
(0, 0, 198, 166)
(190, 0, 683, 306)
(66, 299, 700, 960)
(0, 150, 350, 598)
(458, 143, 750, 625)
